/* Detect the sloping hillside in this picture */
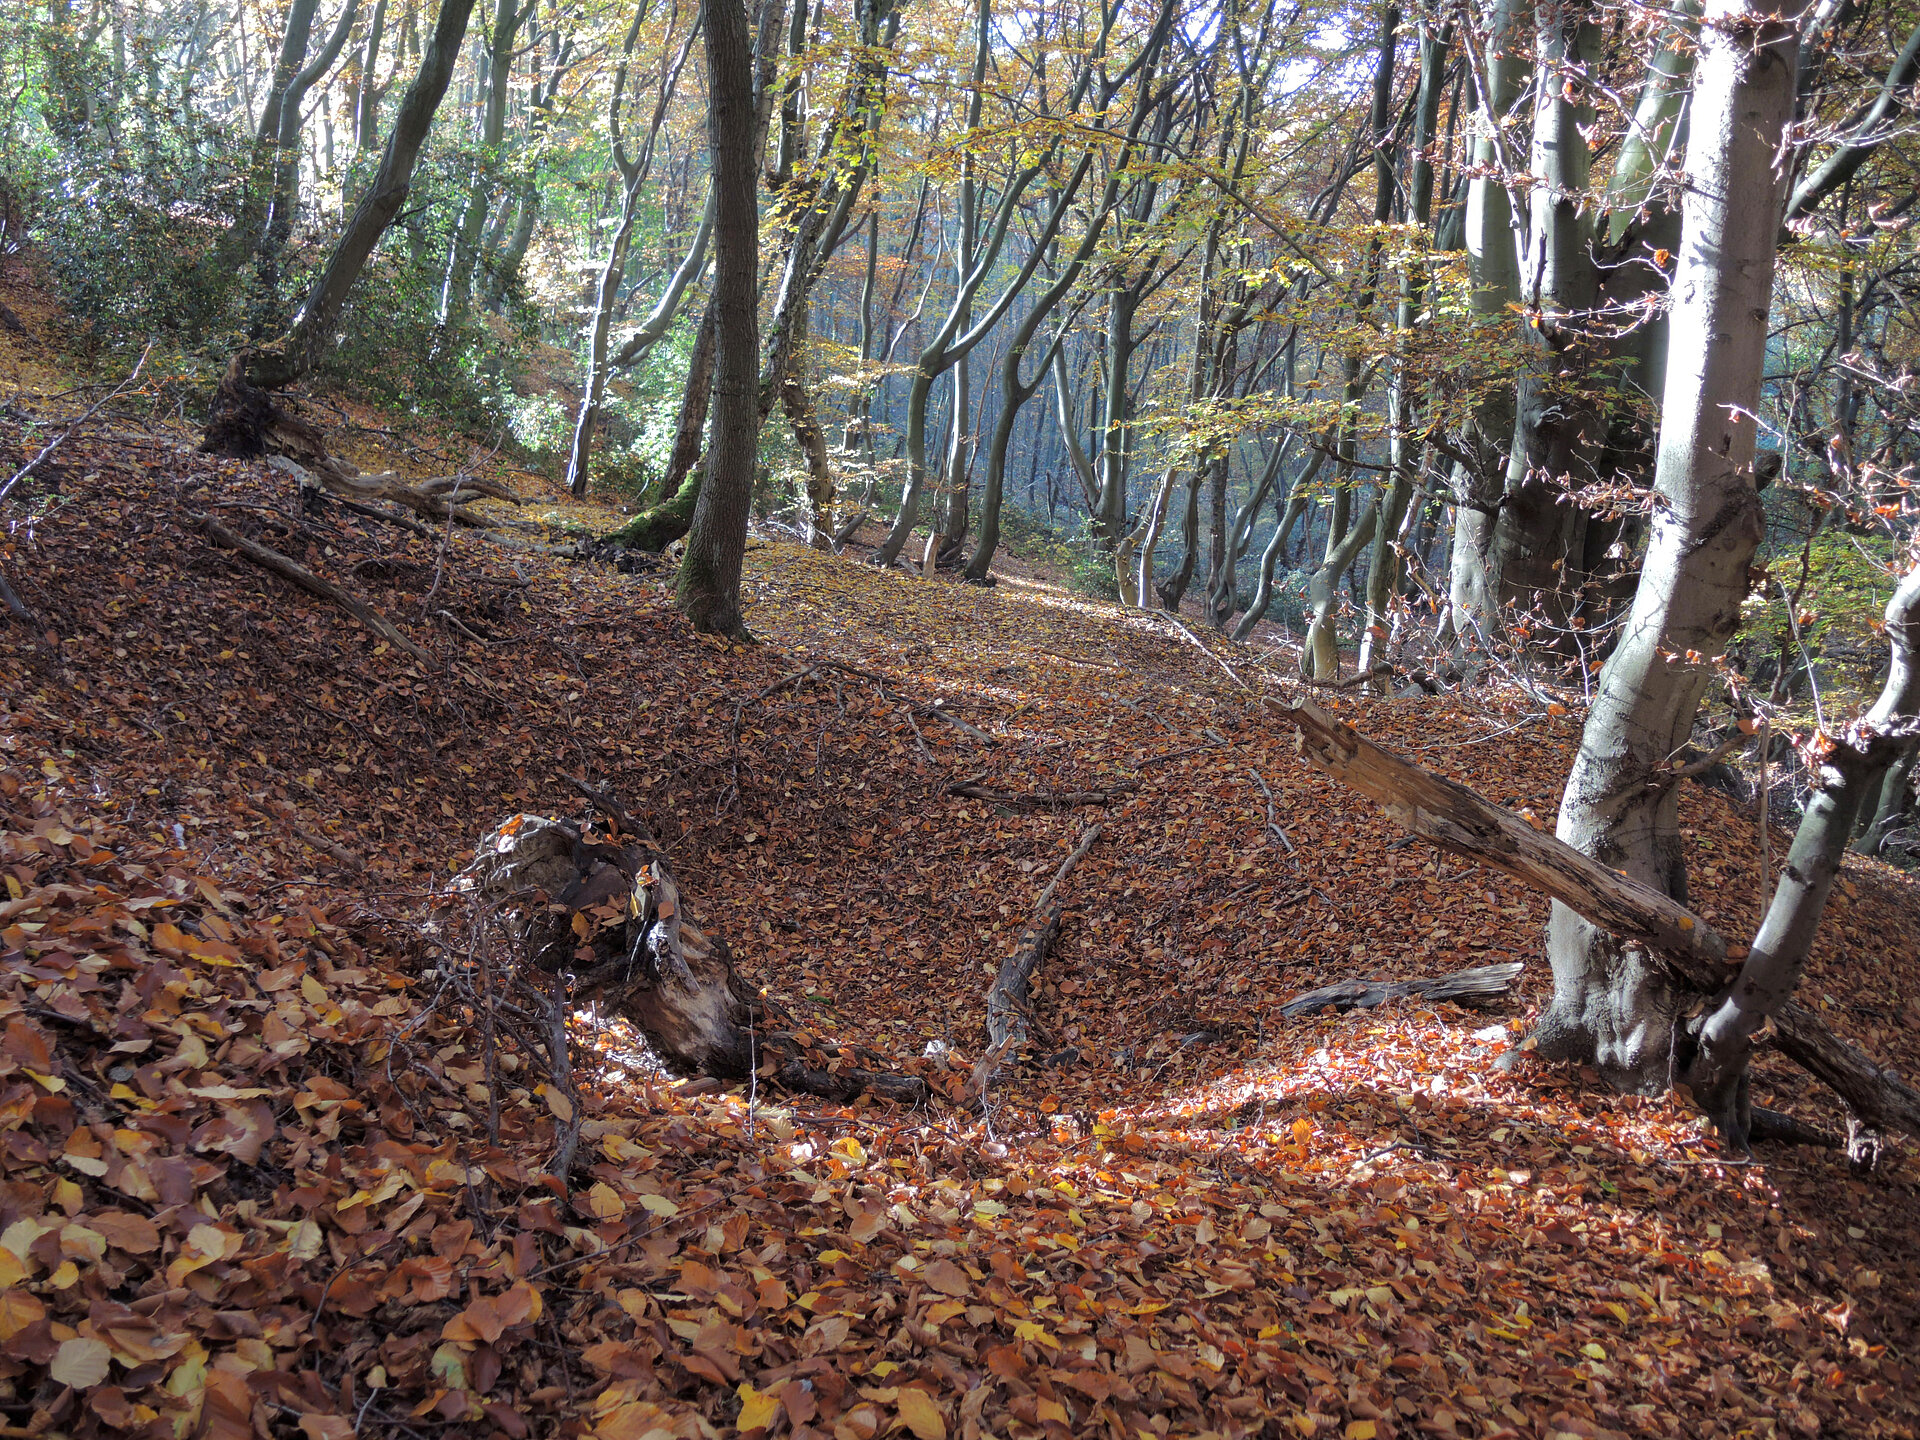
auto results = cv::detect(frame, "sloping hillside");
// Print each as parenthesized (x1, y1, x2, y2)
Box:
(3, 352, 1920, 1438)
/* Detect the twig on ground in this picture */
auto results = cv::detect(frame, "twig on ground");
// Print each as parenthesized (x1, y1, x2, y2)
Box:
(948, 781, 1137, 809)
(1244, 768, 1296, 853)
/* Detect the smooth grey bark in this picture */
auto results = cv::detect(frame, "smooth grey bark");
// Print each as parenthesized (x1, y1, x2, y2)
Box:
(677, 0, 762, 635)
(1483, 0, 1600, 626)
(1683, 568, 1920, 1143)
(1540, 0, 1802, 1092)
(1305, 498, 1379, 678)
(1852, 741, 1917, 856)
(1446, 0, 1530, 644)
(1231, 450, 1324, 641)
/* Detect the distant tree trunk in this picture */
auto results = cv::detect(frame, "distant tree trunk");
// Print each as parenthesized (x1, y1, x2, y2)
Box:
(440, 0, 524, 326)
(262, 0, 360, 268)
(1446, 0, 1529, 647)
(566, 16, 696, 497)
(606, 306, 717, 551)
(203, 0, 480, 454)
(1539, 0, 1800, 1092)
(1306, 499, 1378, 679)
(677, 0, 761, 636)
(353, 0, 388, 153)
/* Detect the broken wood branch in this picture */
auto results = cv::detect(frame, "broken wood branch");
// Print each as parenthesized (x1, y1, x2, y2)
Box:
(199, 514, 433, 667)
(985, 823, 1103, 1056)
(948, 782, 1137, 809)
(1275, 698, 1920, 1142)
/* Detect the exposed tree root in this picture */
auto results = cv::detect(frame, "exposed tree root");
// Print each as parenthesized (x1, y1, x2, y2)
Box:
(203, 354, 510, 529)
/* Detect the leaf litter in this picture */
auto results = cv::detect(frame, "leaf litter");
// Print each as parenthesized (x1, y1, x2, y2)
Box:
(0, 407, 1918, 1439)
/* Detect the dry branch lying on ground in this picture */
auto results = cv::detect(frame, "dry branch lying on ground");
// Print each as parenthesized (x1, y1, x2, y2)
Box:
(985, 823, 1104, 1057)
(1279, 961, 1525, 1017)
(948, 782, 1138, 808)
(199, 514, 432, 666)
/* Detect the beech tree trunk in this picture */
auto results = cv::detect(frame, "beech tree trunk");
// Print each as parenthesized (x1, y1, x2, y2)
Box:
(1540, 0, 1800, 1092)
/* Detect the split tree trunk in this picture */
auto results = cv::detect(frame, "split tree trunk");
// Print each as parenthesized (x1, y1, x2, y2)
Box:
(1541, 0, 1800, 1093)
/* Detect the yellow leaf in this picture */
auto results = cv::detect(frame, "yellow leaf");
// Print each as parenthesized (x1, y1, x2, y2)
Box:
(1035, 1399, 1069, 1423)
(735, 1382, 781, 1433)
(1345, 1424, 1377, 1440)
(1012, 1320, 1058, 1350)
(587, 1183, 625, 1220)
(636, 1193, 678, 1218)
(1582, 1343, 1608, 1360)
(894, 1388, 947, 1440)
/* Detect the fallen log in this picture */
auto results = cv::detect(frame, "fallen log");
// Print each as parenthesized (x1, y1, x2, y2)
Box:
(458, 810, 930, 1106)
(199, 514, 432, 667)
(1279, 961, 1524, 1018)
(986, 824, 1103, 1055)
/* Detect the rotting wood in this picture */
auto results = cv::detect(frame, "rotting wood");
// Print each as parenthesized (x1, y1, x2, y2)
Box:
(460, 810, 931, 1106)
(947, 781, 1137, 808)
(1279, 960, 1523, 1017)
(199, 514, 432, 666)
(986, 823, 1104, 1056)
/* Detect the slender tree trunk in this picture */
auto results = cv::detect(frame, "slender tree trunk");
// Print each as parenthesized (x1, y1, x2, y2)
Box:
(1681, 569, 1920, 1142)
(440, 0, 523, 325)
(1539, 0, 1801, 1091)
(607, 306, 718, 550)
(205, 0, 481, 450)
(1446, 0, 1529, 648)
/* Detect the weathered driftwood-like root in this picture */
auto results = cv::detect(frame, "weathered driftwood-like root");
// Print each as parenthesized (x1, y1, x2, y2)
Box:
(199, 514, 432, 666)
(1279, 697, 1920, 1143)
(203, 357, 511, 529)
(459, 812, 930, 1105)
(1279, 961, 1523, 1018)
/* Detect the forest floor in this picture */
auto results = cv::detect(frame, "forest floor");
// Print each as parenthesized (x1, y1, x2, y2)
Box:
(3, 283, 1920, 1440)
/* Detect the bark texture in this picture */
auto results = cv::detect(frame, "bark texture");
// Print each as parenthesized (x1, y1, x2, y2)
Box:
(1541, 0, 1798, 1092)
